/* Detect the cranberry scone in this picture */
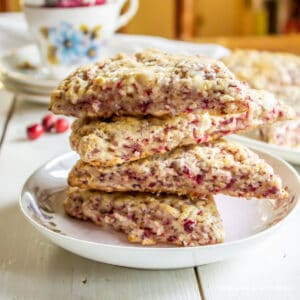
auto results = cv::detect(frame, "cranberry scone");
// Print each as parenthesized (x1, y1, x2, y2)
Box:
(50, 49, 254, 118)
(260, 87, 300, 148)
(221, 50, 300, 90)
(68, 140, 288, 200)
(259, 117, 300, 148)
(64, 188, 224, 246)
(70, 90, 294, 167)
(223, 50, 300, 148)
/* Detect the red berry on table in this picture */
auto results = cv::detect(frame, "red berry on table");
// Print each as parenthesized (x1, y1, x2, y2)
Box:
(55, 118, 69, 133)
(27, 124, 44, 140)
(42, 114, 56, 132)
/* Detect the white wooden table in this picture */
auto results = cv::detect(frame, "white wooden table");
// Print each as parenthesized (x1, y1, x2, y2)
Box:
(0, 13, 300, 300)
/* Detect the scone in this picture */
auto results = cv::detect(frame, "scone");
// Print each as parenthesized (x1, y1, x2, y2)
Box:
(222, 49, 300, 148)
(259, 117, 300, 148)
(70, 90, 294, 167)
(221, 49, 300, 90)
(50, 49, 255, 118)
(65, 188, 224, 246)
(68, 140, 288, 200)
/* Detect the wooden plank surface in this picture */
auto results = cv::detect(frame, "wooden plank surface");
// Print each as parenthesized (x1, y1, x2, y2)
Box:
(197, 185, 300, 300)
(0, 98, 201, 300)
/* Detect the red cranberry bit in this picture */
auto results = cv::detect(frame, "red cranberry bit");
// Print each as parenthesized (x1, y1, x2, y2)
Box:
(116, 80, 122, 89)
(156, 145, 167, 153)
(142, 138, 149, 144)
(226, 178, 236, 189)
(196, 135, 208, 144)
(194, 174, 203, 184)
(42, 114, 56, 132)
(27, 123, 44, 140)
(266, 186, 280, 195)
(183, 166, 193, 179)
(143, 228, 153, 238)
(55, 118, 69, 133)
(167, 236, 177, 242)
(140, 102, 151, 113)
(221, 117, 234, 126)
(131, 143, 142, 154)
(185, 108, 193, 113)
(183, 219, 195, 233)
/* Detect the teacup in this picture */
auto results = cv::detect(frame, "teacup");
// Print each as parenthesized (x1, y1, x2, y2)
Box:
(24, 0, 138, 78)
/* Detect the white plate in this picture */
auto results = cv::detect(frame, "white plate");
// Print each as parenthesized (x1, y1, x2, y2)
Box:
(228, 135, 300, 165)
(20, 150, 300, 269)
(0, 34, 230, 91)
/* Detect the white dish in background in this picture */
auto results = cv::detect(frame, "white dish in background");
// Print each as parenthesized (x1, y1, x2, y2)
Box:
(20, 150, 300, 270)
(228, 135, 300, 165)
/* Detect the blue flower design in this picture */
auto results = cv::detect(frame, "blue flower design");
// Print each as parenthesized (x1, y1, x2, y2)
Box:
(85, 41, 101, 62)
(48, 22, 84, 65)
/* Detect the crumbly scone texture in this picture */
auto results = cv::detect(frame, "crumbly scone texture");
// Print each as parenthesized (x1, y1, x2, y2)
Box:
(68, 140, 288, 200)
(259, 117, 300, 149)
(221, 49, 300, 90)
(70, 89, 294, 167)
(222, 49, 300, 148)
(50, 49, 252, 118)
(64, 188, 224, 246)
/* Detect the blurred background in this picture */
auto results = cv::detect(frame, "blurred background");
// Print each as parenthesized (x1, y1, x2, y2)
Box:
(1, 0, 300, 38)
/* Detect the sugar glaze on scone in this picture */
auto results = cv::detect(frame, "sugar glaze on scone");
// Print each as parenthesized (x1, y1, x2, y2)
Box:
(65, 188, 224, 246)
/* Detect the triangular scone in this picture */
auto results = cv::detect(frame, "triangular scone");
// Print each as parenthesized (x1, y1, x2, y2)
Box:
(64, 188, 224, 246)
(68, 140, 288, 200)
(51, 49, 254, 118)
(70, 89, 294, 167)
(221, 49, 300, 90)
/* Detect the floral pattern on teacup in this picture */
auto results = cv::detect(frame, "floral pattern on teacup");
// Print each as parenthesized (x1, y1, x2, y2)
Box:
(40, 22, 102, 65)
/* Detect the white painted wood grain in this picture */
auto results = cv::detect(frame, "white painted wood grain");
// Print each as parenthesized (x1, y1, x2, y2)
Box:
(197, 179, 300, 300)
(0, 99, 201, 300)
(0, 90, 14, 142)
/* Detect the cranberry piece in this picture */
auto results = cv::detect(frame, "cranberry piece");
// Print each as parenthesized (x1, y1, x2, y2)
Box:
(226, 178, 236, 189)
(194, 174, 203, 184)
(196, 135, 208, 144)
(248, 184, 257, 192)
(140, 101, 150, 113)
(55, 118, 69, 133)
(42, 114, 56, 132)
(143, 228, 153, 238)
(183, 219, 195, 233)
(185, 108, 193, 113)
(183, 166, 193, 179)
(27, 123, 44, 140)
(167, 236, 177, 242)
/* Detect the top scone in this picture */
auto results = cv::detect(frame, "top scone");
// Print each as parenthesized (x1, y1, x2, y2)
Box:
(50, 49, 253, 118)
